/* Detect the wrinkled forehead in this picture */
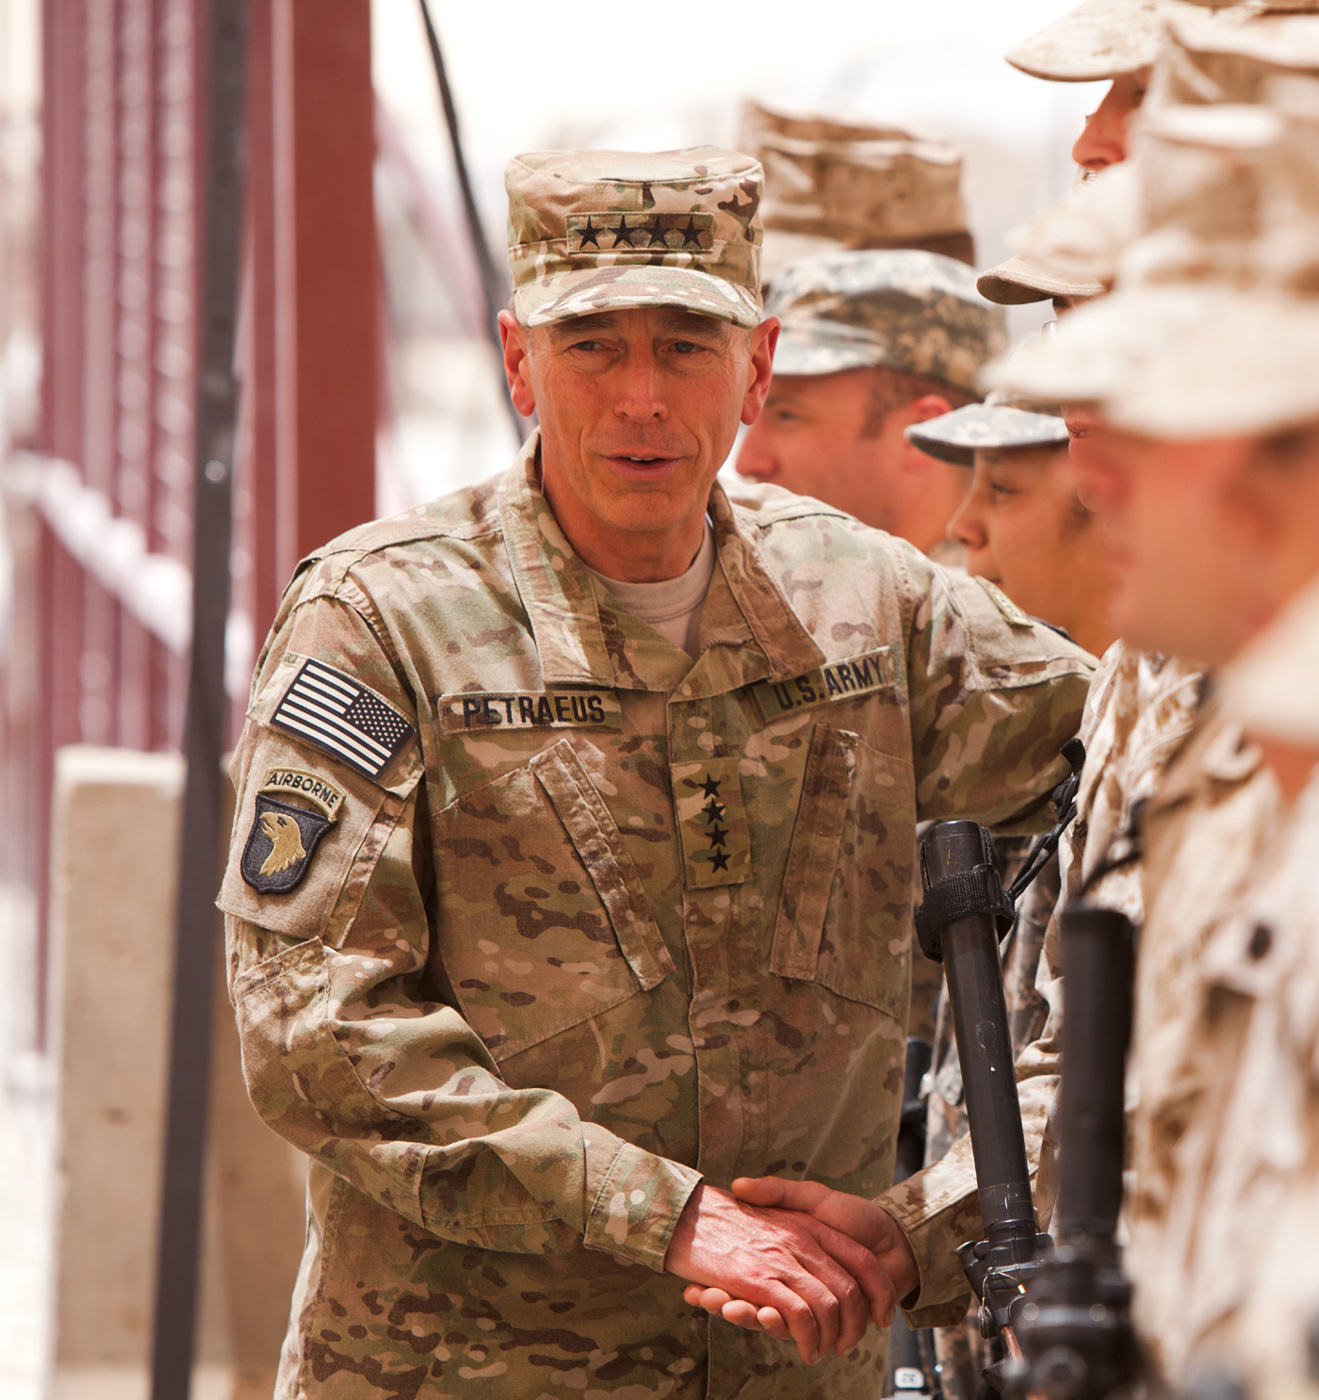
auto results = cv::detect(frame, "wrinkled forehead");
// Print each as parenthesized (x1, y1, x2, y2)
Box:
(533, 306, 742, 344)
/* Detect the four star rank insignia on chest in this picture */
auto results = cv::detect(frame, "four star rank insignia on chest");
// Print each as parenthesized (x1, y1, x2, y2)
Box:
(674, 758, 749, 888)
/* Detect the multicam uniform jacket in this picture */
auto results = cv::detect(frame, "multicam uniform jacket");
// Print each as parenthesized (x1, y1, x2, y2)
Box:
(220, 435, 1092, 1400)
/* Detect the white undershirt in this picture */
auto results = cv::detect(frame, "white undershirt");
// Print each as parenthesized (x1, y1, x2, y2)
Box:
(588, 523, 716, 660)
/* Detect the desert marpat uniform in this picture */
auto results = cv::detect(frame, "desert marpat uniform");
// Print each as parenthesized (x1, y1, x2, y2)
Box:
(1124, 695, 1283, 1386)
(220, 437, 1092, 1399)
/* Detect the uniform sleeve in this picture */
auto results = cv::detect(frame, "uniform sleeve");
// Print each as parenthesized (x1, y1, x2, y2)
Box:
(903, 557, 1095, 830)
(220, 579, 700, 1272)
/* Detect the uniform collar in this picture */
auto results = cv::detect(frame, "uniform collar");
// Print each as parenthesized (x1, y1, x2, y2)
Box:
(497, 432, 824, 692)
(1145, 688, 1265, 817)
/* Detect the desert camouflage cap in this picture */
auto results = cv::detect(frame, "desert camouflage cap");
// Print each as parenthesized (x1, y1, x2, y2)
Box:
(1005, 0, 1167, 82)
(905, 389, 1069, 467)
(766, 249, 1007, 391)
(991, 93, 1319, 436)
(1150, 2, 1319, 108)
(740, 102, 973, 284)
(980, 163, 1137, 306)
(977, 250, 1108, 306)
(505, 147, 763, 329)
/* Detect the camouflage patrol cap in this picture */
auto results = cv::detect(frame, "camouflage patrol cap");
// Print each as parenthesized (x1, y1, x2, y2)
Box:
(1150, 2, 1319, 109)
(991, 94, 1319, 437)
(1005, 0, 1167, 82)
(766, 249, 1007, 392)
(505, 147, 763, 329)
(740, 102, 973, 285)
(979, 164, 1138, 306)
(905, 389, 1069, 467)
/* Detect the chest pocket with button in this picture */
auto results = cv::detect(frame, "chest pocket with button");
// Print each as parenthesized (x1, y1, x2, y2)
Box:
(431, 736, 674, 1062)
(769, 722, 916, 1023)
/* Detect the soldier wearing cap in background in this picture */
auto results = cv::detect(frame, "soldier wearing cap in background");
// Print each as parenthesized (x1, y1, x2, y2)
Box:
(975, 0, 1167, 311)
(220, 146, 1093, 1399)
(908, 385, 1118, 1161)
(734, 250, 1006, 562)
(993, 83, 1319, 1388)
(740, 101, 977, 287)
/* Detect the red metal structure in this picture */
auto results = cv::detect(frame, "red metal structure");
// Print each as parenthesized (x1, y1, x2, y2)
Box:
(13, 0, 378, 1046)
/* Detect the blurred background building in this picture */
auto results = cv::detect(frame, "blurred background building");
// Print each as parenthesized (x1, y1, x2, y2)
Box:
(0, 2, 1099, 1396)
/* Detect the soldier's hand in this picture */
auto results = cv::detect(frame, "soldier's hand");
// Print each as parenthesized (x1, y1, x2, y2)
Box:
(679, 1177, 919, 1347)
(664, 1181, 898, 1365)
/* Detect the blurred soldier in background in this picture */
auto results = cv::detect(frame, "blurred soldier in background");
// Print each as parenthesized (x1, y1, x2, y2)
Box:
(220, 146, 1094, 1400)
(922, 391, 1113, 657)
(998, 84, 1319, 1388)
(740, 101, 976, 287)
(734, 250, 1006, 560)
(1005, 0, 1159, 171)
(975, 0, 1161, 309)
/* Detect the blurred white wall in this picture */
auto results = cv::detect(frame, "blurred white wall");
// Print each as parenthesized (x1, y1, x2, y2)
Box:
(371, 1, 1107, 506)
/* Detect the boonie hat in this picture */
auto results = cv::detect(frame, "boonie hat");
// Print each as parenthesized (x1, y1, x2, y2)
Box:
(741, 102, 974, 284)
(905, 389, 1070, 467)
(766, 249, 1007, 393)
(505, 147, 763, 329)
(991, 91, 1319, 437)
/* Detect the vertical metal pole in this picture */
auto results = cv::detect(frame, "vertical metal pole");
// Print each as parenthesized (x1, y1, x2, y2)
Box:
(415, 0, 526, 440)
(148, 0, 248, 1393)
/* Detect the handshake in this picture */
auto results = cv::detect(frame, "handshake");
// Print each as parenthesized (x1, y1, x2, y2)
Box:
(663, 1176, 921, 1367)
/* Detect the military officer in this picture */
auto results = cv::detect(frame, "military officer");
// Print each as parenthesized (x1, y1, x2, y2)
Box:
(221, 147, 1093, 1399)
(734, 250, 1006, 559)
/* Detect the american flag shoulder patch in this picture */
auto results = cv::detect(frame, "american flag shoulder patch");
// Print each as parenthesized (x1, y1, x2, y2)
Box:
(271, 658, 416, 783)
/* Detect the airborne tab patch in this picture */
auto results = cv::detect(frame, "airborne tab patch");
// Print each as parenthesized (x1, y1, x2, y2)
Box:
(258, 767, 345, 821)
(751, 647, 895, 723)
(240, 794, 335, 895)
(437, 690, 622, 735)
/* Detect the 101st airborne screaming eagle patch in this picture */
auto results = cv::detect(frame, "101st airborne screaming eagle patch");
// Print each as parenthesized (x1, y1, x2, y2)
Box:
(240, 768, 345, 895)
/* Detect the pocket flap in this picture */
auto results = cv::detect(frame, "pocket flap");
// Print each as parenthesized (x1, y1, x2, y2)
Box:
(770, 724, 858, 981)
(530, 739, 675, 992)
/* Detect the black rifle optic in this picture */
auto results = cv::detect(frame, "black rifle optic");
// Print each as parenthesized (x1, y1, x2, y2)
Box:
(912, 741, 1085, 1391)
(1013, 905, 1139, 1400)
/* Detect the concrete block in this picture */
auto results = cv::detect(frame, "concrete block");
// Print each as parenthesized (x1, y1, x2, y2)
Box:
(46, 745, 305, 1400)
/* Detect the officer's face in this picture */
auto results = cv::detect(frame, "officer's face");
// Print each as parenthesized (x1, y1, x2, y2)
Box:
(946, 443, 1115, 657)
(1065, 410, 1268, 663)
(500, 306, 777, 580)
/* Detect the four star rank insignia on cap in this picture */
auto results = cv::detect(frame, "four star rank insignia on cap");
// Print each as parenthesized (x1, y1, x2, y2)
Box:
(566, 212, 715, 255)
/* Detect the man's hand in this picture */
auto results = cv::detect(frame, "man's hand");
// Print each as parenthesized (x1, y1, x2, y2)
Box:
(679, 1177, 920, 1348)
(665, 1181, 899, 1365)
